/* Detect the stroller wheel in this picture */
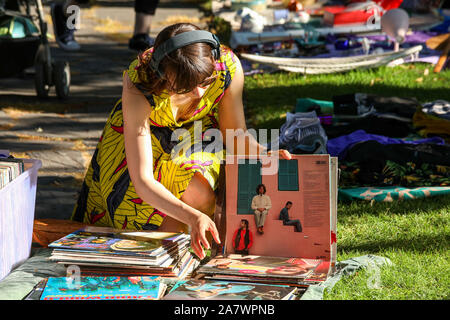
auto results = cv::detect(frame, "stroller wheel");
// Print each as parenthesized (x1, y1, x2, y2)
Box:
(53, 61, 70, 99)
(34, 61, 50, 98)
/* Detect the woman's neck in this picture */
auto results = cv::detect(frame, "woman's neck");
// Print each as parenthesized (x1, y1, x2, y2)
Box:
(169, 94, 200, 122)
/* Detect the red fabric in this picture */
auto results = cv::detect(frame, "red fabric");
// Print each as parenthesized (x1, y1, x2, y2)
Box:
(232, 229, 253, 251)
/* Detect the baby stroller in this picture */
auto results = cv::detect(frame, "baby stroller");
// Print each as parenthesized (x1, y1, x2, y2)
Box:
(0, 0, 70, 98)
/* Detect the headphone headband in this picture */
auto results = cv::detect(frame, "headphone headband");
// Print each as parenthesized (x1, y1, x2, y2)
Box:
(150, 30, 221, 78)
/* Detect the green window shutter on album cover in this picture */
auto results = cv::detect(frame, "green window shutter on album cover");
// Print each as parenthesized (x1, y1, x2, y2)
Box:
(278, 159, 299, 191)
(237, 160, 262, 214)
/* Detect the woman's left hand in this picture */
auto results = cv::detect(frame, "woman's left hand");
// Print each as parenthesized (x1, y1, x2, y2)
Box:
(267, 149, 292, 160)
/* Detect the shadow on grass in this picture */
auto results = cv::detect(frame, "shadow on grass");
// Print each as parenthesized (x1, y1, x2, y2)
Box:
(244, 80, 450, 129)
(338, 233, 449, 254)
(338, 194, 450, 217)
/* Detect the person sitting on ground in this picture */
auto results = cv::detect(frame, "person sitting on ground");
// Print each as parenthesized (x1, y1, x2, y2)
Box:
(251, 184, 272, 235)
(70, 23, 291, 259)
(279, 201, 302, 232)
(232, 219, 253, 255)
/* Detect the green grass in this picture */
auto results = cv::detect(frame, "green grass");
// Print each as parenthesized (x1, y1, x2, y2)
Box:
(243, 64, 450, 300)
(325, 196, 450, 300)
(244, 63, 450, 130)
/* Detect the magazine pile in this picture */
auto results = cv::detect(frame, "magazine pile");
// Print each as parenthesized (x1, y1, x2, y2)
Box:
(47, 226, 199, 279)
(195, 154, 338, 288)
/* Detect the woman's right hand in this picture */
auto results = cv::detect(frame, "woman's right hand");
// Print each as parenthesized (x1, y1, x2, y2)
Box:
(189, 212, 221, 260)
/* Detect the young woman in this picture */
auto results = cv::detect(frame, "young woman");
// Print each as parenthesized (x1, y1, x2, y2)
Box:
(71, 23, 291, 259)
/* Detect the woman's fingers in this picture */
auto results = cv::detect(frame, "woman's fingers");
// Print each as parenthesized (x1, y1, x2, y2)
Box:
(267, 149, 292, 160)
(190, 215, 221, 260)
(191, 236, 205, 259)
(198, 231, 210, 251)
(280, 149, 292, 160)
(209, 224, 221, 245)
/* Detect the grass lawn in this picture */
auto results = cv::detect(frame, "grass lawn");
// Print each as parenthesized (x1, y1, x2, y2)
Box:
(242, 63, 450, 300)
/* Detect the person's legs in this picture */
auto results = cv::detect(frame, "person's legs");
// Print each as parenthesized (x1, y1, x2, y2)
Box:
(51, 0, 83, 51)
(133, 12, 152, 35)
(259, 210, 268, 232)
(285, 219, 302, 232)
(129, 0, 160, 51)
(254, 210, 261, 230)
(158, 172, 216, 236)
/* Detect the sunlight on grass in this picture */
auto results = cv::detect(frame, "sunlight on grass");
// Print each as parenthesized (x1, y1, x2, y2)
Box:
(324, 193, 450, 299)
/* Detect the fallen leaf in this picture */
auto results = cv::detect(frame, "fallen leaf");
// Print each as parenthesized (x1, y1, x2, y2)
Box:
(415, 77, 423, 83)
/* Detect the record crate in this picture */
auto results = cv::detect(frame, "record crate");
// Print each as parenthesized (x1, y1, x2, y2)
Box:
(0, 158, 42, 281)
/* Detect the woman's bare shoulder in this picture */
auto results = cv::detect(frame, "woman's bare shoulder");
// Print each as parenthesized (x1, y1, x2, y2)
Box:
(123, 71, 146, 96)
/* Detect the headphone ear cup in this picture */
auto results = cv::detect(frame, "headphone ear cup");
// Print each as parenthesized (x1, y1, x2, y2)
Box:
(149, 57, 163, 78)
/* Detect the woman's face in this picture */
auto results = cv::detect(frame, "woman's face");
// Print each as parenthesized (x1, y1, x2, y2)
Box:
(184, 85, 209, 99)
(167, 72, 216, 99)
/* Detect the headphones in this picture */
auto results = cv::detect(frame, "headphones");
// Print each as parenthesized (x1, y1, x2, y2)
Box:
(149, 30, 221, 78)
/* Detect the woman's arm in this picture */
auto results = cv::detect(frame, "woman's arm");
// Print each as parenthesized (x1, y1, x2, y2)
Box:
(121, 73, 220, 259)
(218, 57, 291, 159)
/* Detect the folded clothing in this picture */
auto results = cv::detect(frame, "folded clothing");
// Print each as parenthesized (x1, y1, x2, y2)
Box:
(332, 93, 420, 121)
(413, 109, 450, 143)
(327, 129, 445, 160)
(276, 111, 328, 154)
(323, 115, 413, 139)
(421, 100, 450, 121)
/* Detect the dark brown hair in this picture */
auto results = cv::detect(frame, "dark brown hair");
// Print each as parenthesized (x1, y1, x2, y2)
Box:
(256, 184, 266, 195)
(135, 23, 217, 96)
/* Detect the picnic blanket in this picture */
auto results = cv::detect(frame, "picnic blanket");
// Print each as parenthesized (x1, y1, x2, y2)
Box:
(339, 186, 450, 202)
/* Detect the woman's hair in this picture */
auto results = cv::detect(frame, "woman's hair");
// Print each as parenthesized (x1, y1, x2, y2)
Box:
(256, 184, 266, 195)
(135, 23, 217, 96)
(240, 219, 249, 229)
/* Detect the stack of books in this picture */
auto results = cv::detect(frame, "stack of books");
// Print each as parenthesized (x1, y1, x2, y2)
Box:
(47, 226, 199, 279)
(0, 157, 24, 189)
(196, 254, 326, 287)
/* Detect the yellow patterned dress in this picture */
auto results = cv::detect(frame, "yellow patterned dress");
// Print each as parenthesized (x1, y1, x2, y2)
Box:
(71, 45, 238, 230)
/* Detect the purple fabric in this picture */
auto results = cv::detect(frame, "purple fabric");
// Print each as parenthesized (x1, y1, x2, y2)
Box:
(327, 129, 446, 160)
